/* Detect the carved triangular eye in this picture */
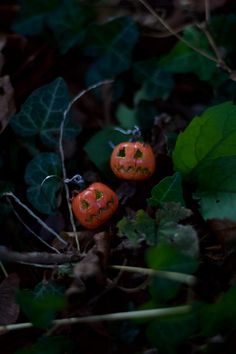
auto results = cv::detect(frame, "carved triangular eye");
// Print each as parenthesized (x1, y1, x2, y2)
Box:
(81, 199, 89, 209)
(134, 149, 143, 159)
(117, 147, 126, 157)
(95, 189, 103, 200)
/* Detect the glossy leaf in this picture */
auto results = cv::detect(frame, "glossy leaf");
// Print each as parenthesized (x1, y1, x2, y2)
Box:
(84, 17, 139, 84)
(116, 104, 137, 130)
(200, 285, 236, 336)
(11, 77, 80, 147)
(134, 69, 174, 104)
(173, 101, 236, 177)
(146, 243, 198, 303)
(147, 311, 198, 354)
(12, 0, 61, 36)
(194, 156, 236, 221)
(16, 289, 66, 329)
(84, 126, 131, 174)
(148, 173, 185, 207)
(48, 1, 93, 54)
(24, 153, 62, 214)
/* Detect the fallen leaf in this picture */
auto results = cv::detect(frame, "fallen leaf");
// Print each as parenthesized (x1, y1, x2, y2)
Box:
(0, 273, 20, 328)
(0, 75, 15, 134)
(67, 232, 110, 296)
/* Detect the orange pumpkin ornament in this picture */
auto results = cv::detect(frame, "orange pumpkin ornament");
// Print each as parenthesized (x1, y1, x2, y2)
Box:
(110, 141, 156, 181)
(71, 182, 119, 229)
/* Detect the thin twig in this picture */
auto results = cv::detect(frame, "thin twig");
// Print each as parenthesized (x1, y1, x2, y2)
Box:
(3, 192, 67, 245)
(0, 305, 191, 333)
(198, 23, 231, 74)
(59, 79, 114, 252)
(110, 265, 196, 286)
(136, 0, 218, 64)
(0, 246, 80, 265)
(205, 0, 210, 24)
(0, 262, 8, 277)
(6, 197, 60, 254)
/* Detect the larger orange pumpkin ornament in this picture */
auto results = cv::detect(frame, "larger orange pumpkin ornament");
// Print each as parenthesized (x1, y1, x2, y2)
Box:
(71, 182, 119, 229)
(110, 141, 156, 181)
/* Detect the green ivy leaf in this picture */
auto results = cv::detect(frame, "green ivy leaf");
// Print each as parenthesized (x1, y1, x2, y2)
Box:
(11, 77, 80, 147)
(84, 17, 139, 84)
(116, 104, 137, 130)
(173, 101, 236, 178)
(48, 1, 93, 54)
(117, 210, 157, 246)
(146, 243, 198, 303)
(84, 126, 131, 174)
(134, 69, 174, 104)
(148, 173, 185, 207)
(134, 27, 227, 87)
(25, 153, 62, 214)
(16, 289, 66, 329)
(12, 0, 61, 36)
(33, 281, 65, 299)
(147, 311, 198, 354)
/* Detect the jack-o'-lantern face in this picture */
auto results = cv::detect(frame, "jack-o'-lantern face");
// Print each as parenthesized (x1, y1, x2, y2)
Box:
(110, 141, 156, 181)
(71, 182, 119, 229)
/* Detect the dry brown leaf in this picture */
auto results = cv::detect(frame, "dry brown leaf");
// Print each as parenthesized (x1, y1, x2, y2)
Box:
(208, 219, 236, 244)
(0, 75, 15, 134)
(0, 273, 20, 329)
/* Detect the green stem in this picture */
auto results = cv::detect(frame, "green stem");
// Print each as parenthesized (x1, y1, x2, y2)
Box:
(0, 305, 191, 333)
(110, 265, 196, 286)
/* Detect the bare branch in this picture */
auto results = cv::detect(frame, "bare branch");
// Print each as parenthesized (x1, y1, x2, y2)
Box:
(3, 192, 67, 246)
(0, 246, 80, 265)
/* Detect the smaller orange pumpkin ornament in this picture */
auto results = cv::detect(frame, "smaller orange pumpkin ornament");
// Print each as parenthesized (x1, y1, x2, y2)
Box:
(110, 141, 156, 181)
(71, 182, 119, 229)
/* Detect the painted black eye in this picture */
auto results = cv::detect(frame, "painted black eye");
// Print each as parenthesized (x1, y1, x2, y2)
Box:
(117, 147, 126, 157)
(134, 149, 143, 159)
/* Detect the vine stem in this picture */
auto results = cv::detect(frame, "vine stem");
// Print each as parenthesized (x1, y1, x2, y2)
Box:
(205, 0, 210, 24)
(59, 79, 114, 252)
(137, 0, 218, 64)
(0, 305, 191, 333)
(3, 192, 66, 245)
(110, 265, 196, 286)
(0, 262, 8, 277)
(6, 196, 60, 254)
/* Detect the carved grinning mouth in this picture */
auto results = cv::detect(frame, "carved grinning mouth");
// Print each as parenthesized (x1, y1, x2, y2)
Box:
(84, 196, 115, 223)
(114, 165, 152, 174)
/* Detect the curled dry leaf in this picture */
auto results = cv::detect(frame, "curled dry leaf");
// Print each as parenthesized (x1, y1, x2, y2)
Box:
(0, 273, 20, 330)
(208, 219, 236, 244)
(67, 232, 110, 296)
(0, 75, 16, 134)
